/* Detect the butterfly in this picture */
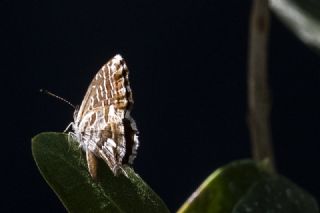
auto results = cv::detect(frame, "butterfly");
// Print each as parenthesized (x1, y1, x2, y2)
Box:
(67, 54, 139, 179)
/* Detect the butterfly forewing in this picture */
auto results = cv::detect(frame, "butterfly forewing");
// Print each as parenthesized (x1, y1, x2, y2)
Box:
(71, 55, 139, 177)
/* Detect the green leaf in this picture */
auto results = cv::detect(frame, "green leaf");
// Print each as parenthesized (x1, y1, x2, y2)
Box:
(32, 132, 169, 213)
(178, 159, 319, 213)
(233, 176, 319, 213)
(177, 160, 269, 213)
(271, 0, 320, 52)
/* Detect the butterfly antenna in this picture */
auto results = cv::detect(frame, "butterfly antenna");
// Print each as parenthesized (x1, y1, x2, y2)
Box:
(40, 89, 76, 109)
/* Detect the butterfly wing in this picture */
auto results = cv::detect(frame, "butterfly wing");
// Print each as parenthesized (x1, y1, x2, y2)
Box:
(73, 54, 139, 177)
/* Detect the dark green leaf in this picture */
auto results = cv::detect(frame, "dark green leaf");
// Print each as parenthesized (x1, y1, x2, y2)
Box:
(233, 176, 319, 213)
(271, 0, 320, 53)
(32, 132, 169, 213)
(177, 160, 269, 213)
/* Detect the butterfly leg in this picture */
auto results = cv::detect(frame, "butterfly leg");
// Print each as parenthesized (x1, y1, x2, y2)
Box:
(86, 150, 98, 180)
(84, 130, 102, 179)
(64, 122, 74, 133)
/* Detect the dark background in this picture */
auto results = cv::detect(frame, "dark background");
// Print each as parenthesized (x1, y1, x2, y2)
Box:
(2, 0, 320, 212)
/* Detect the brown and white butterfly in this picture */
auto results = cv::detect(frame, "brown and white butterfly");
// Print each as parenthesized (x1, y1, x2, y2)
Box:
(67, 54, 139, 178)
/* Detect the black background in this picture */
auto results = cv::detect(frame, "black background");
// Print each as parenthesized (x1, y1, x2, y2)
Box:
(2, 0, 320, 212)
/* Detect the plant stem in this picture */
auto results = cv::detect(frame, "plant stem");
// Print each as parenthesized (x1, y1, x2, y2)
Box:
(248, 0, 275, 172)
